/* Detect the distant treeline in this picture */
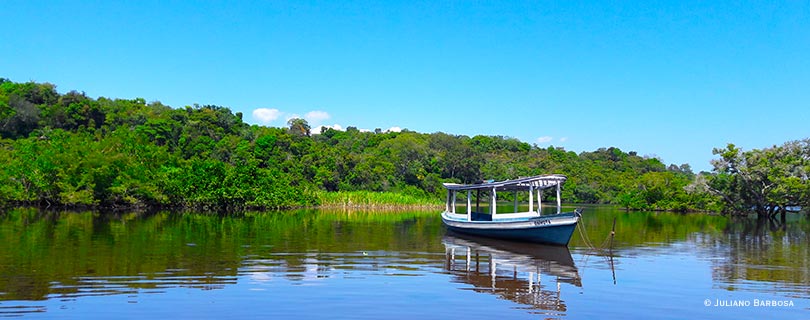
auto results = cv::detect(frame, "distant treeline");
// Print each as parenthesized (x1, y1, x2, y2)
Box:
(1, 79, 807, 214)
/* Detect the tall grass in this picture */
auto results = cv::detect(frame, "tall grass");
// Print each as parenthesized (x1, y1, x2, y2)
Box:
(316, 191, 442, 209)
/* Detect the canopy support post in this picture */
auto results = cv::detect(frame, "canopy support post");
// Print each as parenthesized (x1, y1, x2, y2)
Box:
(451, 190, 456, 214)
(529, 185, 534, 212)
(476, 189, 480, 214)
(491, 187, 497, 217)
(466, 190, 472, 222)
(556, 183, 561, 214)
(445, 190, 450, 212)
(538, 188, 542, 214)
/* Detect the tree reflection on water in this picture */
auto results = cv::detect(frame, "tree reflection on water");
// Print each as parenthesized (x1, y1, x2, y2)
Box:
(0, 207, 808, 318)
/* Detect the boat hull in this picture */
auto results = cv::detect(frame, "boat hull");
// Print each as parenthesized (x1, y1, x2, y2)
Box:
(441, 211, 579, 246)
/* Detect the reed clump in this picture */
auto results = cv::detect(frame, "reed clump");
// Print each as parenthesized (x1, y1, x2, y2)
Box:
(316, 191, 442, 209)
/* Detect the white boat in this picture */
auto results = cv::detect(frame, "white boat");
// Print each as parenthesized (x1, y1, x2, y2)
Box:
(441, 174, 581, 246)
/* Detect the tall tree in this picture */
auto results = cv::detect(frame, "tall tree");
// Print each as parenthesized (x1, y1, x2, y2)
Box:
(706, 141, 810, 216)
(287, 118, 311, 137)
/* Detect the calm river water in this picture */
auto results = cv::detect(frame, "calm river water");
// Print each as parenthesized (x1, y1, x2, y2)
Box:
(0, 205, 808, 319)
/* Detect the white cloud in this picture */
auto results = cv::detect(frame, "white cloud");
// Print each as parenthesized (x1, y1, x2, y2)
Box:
(386, 126, 402, 133)
(312, 124, 344, 134)
(252, 108, 282, 124)
(536, 136, 553, 143)
(559, 137, 568, 142)
(305, 110, 330, 123)
(310, 125, 390, 134)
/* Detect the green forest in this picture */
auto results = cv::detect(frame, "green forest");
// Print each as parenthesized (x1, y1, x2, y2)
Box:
(1, 79, 808, 214)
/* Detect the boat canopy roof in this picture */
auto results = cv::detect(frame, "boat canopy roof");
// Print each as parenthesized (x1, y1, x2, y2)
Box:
(442, 174, 567, 192)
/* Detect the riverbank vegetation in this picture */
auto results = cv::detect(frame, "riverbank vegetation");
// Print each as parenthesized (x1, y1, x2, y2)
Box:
(1, 79, 807, 214)
(316, 191, 440, 209)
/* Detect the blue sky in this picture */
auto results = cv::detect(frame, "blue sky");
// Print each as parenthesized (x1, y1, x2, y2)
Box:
(2, 1, 808, 171)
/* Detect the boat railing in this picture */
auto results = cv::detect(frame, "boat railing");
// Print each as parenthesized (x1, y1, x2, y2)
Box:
(491, 211, 542, 219)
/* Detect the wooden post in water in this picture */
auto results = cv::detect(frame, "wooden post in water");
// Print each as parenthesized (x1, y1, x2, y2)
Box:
(609, 217, 617, 285)
(609, 217, 617, 251)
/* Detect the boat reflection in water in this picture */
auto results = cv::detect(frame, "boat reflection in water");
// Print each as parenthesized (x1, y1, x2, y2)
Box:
(443, 233, 581, 315)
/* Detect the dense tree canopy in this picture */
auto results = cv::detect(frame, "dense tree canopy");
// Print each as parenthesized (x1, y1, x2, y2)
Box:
(0, 78, 805, 213)
(702, 141, 810, 216)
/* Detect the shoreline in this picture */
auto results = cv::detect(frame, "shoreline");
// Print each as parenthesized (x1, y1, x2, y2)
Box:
(4, 202, 784, 216)
(0, 200, 445, 213)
